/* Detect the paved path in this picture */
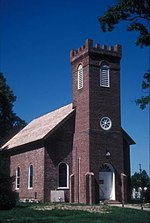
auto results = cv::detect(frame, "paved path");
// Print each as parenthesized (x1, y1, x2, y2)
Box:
(108, 203, 150, 211)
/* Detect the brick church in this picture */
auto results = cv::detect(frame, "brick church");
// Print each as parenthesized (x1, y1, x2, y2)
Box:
(3, 39, 135, 204)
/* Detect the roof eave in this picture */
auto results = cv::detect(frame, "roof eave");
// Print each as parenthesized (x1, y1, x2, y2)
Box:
(122, 128, 136, 145)
(1, 138, 44, 154)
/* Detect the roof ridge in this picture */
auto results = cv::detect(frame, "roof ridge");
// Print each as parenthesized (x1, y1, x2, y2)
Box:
(32, 103, 73, 121)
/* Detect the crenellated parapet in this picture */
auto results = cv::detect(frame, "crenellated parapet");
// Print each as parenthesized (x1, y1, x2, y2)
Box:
(70, 39, 122, 63)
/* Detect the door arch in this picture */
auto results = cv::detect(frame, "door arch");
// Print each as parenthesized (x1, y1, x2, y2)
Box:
(99, 163, 115, 200)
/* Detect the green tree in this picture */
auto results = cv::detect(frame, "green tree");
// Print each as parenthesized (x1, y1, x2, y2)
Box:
(131, 170, 150, 189)
(0, 72, 26, 146)
(135, 71, 150, 109)
(0, 150, 17, 209)
(131, 170, 150, 202)
(98, 0, 150, 109)
(0, 73, 26, 208)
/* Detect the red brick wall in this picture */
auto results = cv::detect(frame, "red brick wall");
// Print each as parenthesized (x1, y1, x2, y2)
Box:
(44, 114, 75, 202)
(10, 114, 75, 203)
(10, 147, 45, 201)
(88, 49, 124, 202)
(71, 39, 126, 203)
(71, 44, 91, 202)
(123, 138, 131, 202)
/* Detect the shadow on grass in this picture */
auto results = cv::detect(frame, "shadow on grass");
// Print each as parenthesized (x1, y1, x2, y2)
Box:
(0, 205, 96, 223)
(0, 204, 150, 223)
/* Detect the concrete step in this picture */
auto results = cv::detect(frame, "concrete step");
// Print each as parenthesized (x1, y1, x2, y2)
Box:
(104, 200, 121, 204)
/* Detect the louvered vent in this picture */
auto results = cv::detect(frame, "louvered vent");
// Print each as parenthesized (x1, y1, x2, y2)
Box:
(100, 65, 110, 87)
(78, 64, 83, 89)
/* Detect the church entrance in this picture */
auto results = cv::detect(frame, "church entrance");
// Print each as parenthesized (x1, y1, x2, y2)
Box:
(99, 163, 115, 201)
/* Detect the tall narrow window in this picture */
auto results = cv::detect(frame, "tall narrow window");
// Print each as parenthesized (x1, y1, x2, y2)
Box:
(78, 64, 83, 89)
(28, 165, 33, 189)
(100, 62, 110, 87)
(58, 163, 69, 188)
(16, 167, 20, 189)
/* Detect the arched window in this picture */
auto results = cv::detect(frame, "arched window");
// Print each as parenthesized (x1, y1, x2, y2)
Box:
(16, 167, 20, 189)
(28, 165, 33, 189)
(100, 61, 110, 87)
(78, 64, 83, 89)
(58, 163, 69, 188)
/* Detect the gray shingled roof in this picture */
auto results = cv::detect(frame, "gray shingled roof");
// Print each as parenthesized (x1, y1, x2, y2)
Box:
(2, 103, 74, 149)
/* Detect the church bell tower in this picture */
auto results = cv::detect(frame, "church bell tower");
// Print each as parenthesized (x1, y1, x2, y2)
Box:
(70, 39, 129, 204)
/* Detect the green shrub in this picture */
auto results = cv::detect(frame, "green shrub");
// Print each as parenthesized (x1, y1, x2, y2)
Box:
(0, 191, 17, 210)
(144, 188, 150, 203)
(0, 150, 17, 210)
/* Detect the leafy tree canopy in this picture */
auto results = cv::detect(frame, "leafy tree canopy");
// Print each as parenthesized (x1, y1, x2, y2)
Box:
(98, 0, 150, 47)
(0, 73, 26, 146)
(0, 150, 17, 209)
(131, 170, 150, 189)
(135, 71, 150, 109)
(98, 0, 150, 109)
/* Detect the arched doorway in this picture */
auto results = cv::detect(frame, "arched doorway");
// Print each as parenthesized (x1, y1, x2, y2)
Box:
(99, 163, 115, 200)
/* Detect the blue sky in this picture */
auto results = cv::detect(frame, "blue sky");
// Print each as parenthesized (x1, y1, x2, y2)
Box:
(0, 0, 149, 175)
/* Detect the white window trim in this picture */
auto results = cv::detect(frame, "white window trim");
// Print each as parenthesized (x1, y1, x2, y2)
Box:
(100, 64, 110, 87)
(15, 167, 20, 190)
(78, 64, 83, 90)
(58, 163, 69, 189)
(28, 165, 33, 189)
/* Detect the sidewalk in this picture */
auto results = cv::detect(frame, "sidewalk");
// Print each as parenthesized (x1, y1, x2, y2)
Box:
(108, 203, 150, 211)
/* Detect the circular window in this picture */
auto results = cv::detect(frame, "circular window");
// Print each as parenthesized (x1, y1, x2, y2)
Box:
(100, 117, 112, 130)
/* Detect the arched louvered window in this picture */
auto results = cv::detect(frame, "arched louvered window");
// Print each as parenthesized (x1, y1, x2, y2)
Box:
(100, 62, 110, 87)
(16, 166, 20, 189)
(78, 64, 83, 89)
(58, 163, 69, 188)
(28, 164, 33, 189)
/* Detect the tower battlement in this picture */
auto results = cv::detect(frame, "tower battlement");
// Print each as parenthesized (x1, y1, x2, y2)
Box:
(70, 39, 122, 63)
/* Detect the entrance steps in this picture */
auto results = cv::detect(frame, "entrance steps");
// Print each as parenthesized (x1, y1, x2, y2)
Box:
(103, 200, 121, 204)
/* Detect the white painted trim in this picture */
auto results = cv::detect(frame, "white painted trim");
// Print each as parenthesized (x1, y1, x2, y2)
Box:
(57, 187, 69, 190)
(28, 164, 33, 189)
(58, 162, 69, 188)
(78, 157, 81, 200)
(111, 168, 116, 200)
(15, 167, 20, 190)
(78, 64, 83, 89)
(100, 64, 110, 87)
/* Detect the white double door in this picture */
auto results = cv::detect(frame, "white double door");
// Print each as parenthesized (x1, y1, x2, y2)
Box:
(99, 171, 113, 200)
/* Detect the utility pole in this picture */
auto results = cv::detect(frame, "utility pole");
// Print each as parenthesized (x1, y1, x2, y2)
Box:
(139, 163, 142, 174)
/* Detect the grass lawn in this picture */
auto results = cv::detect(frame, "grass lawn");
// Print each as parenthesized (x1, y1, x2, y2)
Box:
(0, 203, 150, 223)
